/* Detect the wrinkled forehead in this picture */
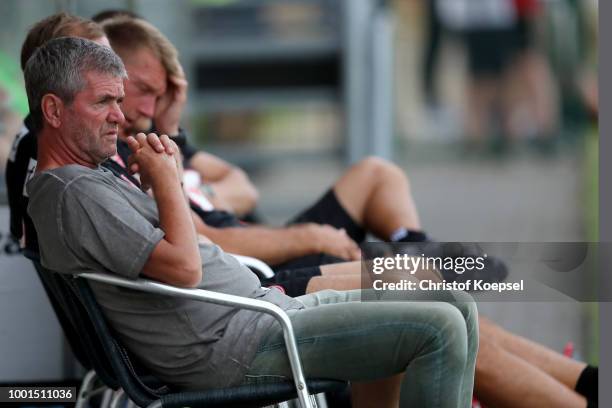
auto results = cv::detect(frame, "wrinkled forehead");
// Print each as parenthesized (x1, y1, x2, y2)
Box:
(77, 70, 125, 99)
(122, 47, 167, 96)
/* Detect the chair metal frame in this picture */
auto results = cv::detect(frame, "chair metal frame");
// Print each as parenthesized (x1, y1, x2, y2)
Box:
(26, 251, 344, 408)
(228, 253, 275, 279)
(78, 271, 314, 408)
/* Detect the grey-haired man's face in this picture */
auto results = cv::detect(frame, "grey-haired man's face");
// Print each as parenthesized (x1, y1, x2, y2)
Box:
(61, 70, 125, 164)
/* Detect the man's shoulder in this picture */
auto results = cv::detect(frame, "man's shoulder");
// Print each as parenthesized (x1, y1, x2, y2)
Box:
(48, 164, 102, 179)
(28, 165, 113, 197)
(38, 164, 99, 181)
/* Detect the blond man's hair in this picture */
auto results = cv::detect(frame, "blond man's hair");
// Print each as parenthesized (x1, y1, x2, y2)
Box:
(101, 16, 181, 78)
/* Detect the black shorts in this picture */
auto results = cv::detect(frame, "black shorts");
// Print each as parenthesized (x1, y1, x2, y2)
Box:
(509, 17, 534, 54)
(261, 190, 365, 297)
(266, 253, 346, 297)
(288, 189, 366, 243)
(465, 18, 533, 77)
(465, 28, 516, 76)
(262, 267, 317, 298)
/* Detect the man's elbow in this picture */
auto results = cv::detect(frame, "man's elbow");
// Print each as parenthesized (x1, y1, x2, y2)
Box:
(242, 189, 259, 214)
(246, 182, 260, 209)
(174, 258, 202, 288)
(234, 168, 259, 208)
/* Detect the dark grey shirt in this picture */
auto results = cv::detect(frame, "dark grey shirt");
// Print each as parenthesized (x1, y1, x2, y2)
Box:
(27, 165, 303, 390)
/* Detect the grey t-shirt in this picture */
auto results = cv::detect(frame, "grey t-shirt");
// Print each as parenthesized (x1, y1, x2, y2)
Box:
(27, 165, 303, 390)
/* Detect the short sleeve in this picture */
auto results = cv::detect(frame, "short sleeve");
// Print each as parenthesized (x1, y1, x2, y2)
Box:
(59, 176, 164, 279)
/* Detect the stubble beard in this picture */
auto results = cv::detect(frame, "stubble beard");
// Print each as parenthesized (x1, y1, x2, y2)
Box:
(69, 119, 117, 165)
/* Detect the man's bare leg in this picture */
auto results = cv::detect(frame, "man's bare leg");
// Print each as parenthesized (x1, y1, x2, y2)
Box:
(306, 262, 361, 293)
(466, 78, 498, 144)
(480, 317, 587, 389)
(332, 157, 422, 239)
(306, 274, 361, 293)
(306, 261, 438, 293)
(476, 327, 587, 408)
(351, 374, 403, 408)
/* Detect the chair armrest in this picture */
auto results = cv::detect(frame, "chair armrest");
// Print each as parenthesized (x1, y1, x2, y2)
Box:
(77, 272, 312, 408)
(228, 253, 275, 279)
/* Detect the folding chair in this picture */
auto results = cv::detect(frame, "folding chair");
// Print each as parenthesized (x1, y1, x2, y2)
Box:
(26, 251, 345, 408)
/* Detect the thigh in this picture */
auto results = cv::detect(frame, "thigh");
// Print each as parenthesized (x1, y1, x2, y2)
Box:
(244, 289, 468, 384)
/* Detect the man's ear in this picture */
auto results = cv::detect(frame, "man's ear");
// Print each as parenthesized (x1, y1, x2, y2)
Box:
(41, 94, 64, 128)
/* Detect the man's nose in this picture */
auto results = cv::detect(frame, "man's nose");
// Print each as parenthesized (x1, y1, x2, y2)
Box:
(109, 103, 125, 125)
(139, 95, 156, 118)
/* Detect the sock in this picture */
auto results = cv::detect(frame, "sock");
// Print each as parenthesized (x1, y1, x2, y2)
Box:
(575, 365, 598, 402)
(390, 227, 428, 242)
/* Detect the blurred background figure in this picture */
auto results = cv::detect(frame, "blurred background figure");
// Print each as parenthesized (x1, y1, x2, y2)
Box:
(426, 0, 559, 154)
(0, 87, 22, 166)
(0, 51, 27, 170)
(503, 0, 560, 152)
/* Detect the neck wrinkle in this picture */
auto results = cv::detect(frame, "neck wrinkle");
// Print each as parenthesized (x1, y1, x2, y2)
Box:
(36, 129, 97, 172)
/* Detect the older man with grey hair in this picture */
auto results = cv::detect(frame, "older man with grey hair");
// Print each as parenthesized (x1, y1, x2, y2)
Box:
(24, 37, 479, 408)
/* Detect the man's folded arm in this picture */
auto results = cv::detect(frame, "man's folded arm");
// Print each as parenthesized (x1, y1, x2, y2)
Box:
(141, 238, 201, 288)
(130, 134, 202, 288)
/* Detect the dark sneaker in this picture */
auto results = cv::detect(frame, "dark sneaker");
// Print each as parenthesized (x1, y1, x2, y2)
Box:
(391, 242, 509, 289)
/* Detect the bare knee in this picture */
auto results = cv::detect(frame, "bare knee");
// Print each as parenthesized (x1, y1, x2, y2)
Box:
(356, 156, 410, 186)
(357, 156, 389, 171)
(335, 157, 394, 202)
(358, 156, 399, 174)
(333, 156, 413, 223)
